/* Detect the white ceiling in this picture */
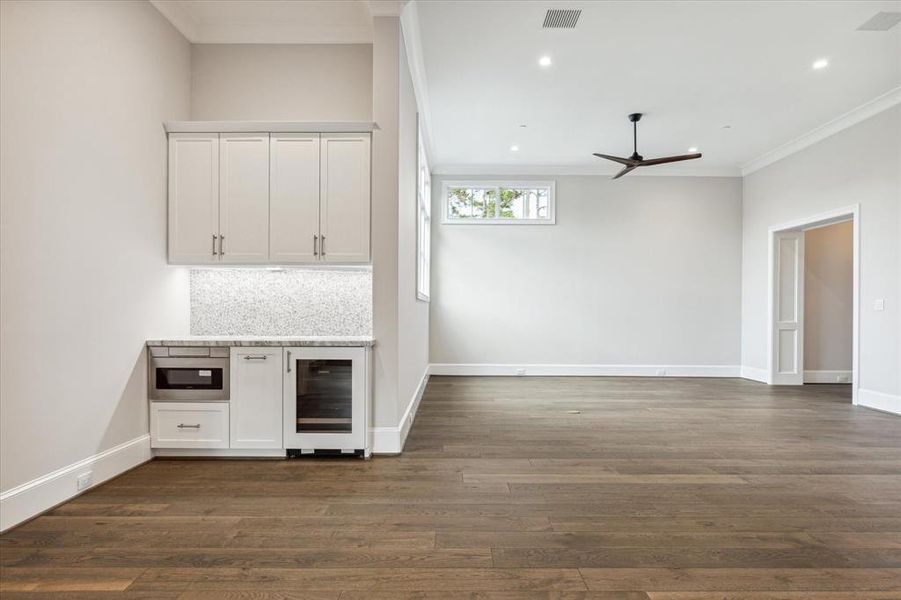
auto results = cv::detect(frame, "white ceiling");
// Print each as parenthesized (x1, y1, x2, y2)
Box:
(150, 0, 378, 44)
(415, 1, 901, 174)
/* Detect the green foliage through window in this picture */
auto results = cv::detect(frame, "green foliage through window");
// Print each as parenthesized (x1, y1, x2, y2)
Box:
(446, 184, 552, 221)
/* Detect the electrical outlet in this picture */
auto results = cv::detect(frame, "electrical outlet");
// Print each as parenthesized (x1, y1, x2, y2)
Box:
(874, 299, 885, 311)
(76, 471, 93, 492)
(515, 368, 526, 376)
(656, 369, 667, 376)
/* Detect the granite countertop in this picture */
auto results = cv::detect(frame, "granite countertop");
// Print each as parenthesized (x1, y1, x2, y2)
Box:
(146, 336, 375, 348)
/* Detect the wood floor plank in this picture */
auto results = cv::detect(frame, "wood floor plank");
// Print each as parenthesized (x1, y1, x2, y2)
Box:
(2, 376, 899, 596)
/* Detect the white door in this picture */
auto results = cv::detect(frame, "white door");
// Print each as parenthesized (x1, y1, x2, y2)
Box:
(168, 133, 219, 264)
(219, 133, 270, 263)
(269, 134, 321, 263)
(320, 133, 371, 263)
(772, 231, 805, 384)
(230, 348, 284, 449)
(283, 346, 366, 451)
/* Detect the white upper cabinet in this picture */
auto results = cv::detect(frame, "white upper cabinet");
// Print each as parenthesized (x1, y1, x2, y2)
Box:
(168, 133, 219, 264)
(219, 134, 270, 264)
(270, 134, 321, 263)
(320, 133, 371, 263)
(167, 129, 370, 265)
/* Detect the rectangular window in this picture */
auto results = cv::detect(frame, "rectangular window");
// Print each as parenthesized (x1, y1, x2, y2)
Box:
(442, 181, 555, 224)
(416, 116, 431, 301)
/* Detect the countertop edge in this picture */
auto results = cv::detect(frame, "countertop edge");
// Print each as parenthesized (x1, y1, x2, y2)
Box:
(146, 338, 375, 348)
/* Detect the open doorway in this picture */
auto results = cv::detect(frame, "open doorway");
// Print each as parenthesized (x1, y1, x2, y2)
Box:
(767, 205, 859, 404)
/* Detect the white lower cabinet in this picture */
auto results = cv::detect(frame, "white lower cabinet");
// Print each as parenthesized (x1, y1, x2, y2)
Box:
(151, 402, 230, 449)
(230, 348, 283, 449)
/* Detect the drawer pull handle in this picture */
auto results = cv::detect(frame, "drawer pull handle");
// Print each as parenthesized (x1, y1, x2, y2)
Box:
(177, 423, 201, 429)
(243, 355, 268, 361)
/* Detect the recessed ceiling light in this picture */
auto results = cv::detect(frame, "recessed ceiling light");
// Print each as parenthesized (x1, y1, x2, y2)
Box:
(510, 145, 520, 152)
(688, 147, 699, 153)
(812, 58, 829, 70)
(538, 56, 552, 67)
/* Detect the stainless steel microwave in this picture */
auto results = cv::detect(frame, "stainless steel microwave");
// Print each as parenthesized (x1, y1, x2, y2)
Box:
(148, 346, 229, 401)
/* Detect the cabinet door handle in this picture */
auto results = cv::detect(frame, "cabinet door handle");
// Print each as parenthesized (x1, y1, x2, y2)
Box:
(286, 351, 292, 373)
(313, 234, 318, 257)
(321, 235, 326, 257)
(177, 423, 201, 429)
(212, 234, 218, 256)
(243, 355, 268, 361)
(219, 235, 225, 256)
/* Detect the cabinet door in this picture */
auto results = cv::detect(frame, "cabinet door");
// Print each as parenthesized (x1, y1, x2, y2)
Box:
(168, 133, 219, 264)
(219, 134, 270, 263)
(270, 134, 320, 263)
(320, 133, 371, 263)
(283, 346, 366, 451)
(230, 348, 283, 449)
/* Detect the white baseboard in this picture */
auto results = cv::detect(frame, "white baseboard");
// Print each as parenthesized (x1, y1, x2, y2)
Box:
(858, 388, 901, 416)
(371, 365, 430, 454)
(0, 434, 151, 532)
(740, 366, 769, 383)
(804, 370, 852, 384)
(429, 363, 741, 378)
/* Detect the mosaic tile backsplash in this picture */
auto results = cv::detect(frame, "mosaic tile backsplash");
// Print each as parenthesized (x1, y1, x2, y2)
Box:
(190, 268, 372, 336)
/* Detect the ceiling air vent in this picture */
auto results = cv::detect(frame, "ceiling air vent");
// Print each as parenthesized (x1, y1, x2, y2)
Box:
(543, 9, 581, 29)
(857, 12, 901, 31)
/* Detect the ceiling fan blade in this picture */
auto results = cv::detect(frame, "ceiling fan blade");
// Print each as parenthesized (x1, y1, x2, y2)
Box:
(638, 153, 702, 167)
(593, 153, 636, 167)
(611, 164, 639, 179)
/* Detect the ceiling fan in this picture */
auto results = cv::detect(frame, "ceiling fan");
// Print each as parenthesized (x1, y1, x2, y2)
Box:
(593, 113, 702, 179)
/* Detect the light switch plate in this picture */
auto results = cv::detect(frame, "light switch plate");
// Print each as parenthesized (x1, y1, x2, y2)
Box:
(875, 299, 885, 311)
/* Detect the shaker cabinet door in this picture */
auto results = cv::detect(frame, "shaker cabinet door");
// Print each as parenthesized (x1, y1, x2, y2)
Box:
(219, 134, 270, 263)
(168, 133, 219, 264)
(269, 134, 321, 263)
(230, 348, 283, 449)
(320, 133, 370, 263)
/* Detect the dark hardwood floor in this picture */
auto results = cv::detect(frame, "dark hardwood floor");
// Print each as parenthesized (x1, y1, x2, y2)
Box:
(2, 376, 901, 598)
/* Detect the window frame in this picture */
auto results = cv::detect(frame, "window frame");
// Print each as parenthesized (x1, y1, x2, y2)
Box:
(441, 180, 556, 225)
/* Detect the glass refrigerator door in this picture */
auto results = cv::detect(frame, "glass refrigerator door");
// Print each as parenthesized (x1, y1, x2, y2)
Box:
(294, 359, 353, 433)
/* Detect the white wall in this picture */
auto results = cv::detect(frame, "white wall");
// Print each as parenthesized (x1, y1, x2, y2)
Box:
(370, 15, 430, 447)
(430, 175, 743, 368)
(804, 221, 853, 373)
(742, 106, 900, 410)
(396, 22, 430, 426)
(191, 44, 372, 121)
(0, 0, 190, 501)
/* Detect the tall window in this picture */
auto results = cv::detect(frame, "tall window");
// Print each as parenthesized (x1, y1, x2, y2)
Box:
(416, 116, 431, 301)
(442, 181, 555, 224)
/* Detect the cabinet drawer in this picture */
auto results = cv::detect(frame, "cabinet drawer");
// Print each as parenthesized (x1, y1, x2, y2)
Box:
(151, 402, 229, 449)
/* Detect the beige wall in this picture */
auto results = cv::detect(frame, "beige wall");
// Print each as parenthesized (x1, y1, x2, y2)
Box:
(804, 221, 853, 372)
(191, 44, 372, 121)
(430, 175, 743, 366)
(742, 106, 900, 403)
(0, 0, 191, 492)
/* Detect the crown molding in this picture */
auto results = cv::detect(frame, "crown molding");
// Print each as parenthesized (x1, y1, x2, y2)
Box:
(431, 164, 741, 178)
(400, 1, 436, 161)
(741, 86, 901, 176)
